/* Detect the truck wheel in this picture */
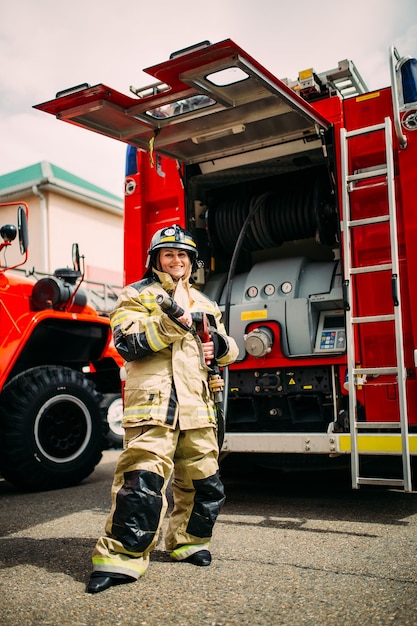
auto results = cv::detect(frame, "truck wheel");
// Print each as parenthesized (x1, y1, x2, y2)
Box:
(102, 393, 124, 448)
(0, 365, 105, 491)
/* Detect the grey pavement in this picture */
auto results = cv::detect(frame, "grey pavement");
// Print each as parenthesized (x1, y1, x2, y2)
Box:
(1, 450, 417, 625)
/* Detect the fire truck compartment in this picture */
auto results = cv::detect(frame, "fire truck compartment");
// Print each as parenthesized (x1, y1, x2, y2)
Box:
(205, 257, 344, 359)
(227, 365, 334, 432)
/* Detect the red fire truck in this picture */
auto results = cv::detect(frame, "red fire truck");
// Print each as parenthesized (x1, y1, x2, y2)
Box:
(0, 202, 122, 490)
(35, 40, 417, 491)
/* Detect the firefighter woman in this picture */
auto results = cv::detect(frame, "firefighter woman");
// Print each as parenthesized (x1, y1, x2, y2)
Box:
(87, 224, 239, 593)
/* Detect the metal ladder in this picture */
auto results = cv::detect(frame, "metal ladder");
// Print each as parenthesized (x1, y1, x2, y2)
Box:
(340, 116, 412, 491)
(319, 59, 368, 97)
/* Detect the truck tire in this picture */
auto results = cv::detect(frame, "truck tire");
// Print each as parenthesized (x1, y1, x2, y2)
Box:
(0, 365, 105, 491)
(102, 393, 124, 448)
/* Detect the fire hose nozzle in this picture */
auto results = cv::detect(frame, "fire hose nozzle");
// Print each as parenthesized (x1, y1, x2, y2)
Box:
(156, 293, 185, 319)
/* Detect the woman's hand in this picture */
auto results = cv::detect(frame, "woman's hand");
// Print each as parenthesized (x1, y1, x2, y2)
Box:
(177, 311, 193, 327)
(202, 340, 215, 365)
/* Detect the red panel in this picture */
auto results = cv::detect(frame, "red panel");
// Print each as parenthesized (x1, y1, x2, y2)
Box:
(123, 149, 185, 285)
(311, 94, 344, 125)
(34, 84, 140, 116)
(343, 88, 393, 131)
(398, 124, 417, 363)
(363, 380, 417, 425)
(340, 87, 417, 424)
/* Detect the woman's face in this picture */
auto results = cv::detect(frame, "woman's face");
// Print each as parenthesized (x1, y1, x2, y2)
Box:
(158, 248, 191, 280)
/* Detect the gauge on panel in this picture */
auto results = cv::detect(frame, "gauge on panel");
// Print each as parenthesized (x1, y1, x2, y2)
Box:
(264, 284, 275, 296)
(280, 281, 292, 294)
(246, 286, 258, 298)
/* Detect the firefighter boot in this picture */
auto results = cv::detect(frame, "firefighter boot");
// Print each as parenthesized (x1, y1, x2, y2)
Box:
(184, 549, 212, 566)
(170, 544, 212, 566)
(86, 572, 136, 594)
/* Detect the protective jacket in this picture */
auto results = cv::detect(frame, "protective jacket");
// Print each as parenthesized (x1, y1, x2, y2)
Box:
(110, 270, 239, 431)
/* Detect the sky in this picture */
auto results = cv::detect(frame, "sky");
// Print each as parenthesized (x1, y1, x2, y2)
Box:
(1, 0, 416, 199)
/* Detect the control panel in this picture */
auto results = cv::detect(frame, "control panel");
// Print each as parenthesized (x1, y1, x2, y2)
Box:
(314, 310, 346, 353)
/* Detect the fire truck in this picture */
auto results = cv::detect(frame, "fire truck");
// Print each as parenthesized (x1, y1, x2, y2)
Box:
(0, 202, 121, 490)
(35, 40, 417, 491)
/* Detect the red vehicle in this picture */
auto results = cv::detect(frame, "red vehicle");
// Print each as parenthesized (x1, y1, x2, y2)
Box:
(35, 40, 417, 490)
(0, 202, 121, 490)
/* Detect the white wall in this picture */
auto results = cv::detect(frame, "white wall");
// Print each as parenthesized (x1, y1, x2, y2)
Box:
(47, 192, 123, 284)
(0, 190, 123, 285)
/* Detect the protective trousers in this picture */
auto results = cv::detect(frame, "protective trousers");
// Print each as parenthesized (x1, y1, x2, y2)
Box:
(91, 424, 225, 579)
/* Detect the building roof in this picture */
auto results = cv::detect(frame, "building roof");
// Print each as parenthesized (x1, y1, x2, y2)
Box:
(0, 161, 123, 214)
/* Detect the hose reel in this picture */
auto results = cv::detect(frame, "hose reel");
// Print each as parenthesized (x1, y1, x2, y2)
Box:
(207, 171, 336, 258)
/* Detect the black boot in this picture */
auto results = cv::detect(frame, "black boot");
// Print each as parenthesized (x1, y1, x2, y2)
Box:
(183, 550, 212, 566)
(86, 571, 136, 594)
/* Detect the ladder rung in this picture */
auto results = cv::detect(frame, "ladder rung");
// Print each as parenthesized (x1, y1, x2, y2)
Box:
(356, 477, 405, 487)
(352, 314, 395, 324)
(346, 122, 386, 138)
(347, 167, 387, 183)
(348, 180, 387, 193)
(354, 421, 401, 429)
(353, 366, 398, 375)
(350, 263, 392, 275)
(348, 215, 390, 227)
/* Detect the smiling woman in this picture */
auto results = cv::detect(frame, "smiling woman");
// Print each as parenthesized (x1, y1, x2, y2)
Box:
(85, 223, 238, 593)
(158, 248, 191, 280)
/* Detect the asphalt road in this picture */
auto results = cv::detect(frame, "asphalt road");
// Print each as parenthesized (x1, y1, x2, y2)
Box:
(1, 450, 417, 626)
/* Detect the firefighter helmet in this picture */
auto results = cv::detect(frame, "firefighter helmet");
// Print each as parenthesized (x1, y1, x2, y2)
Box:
(146, 224, 199, 270)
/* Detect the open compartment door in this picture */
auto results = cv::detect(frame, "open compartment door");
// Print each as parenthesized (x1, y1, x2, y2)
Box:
(34, 39, 331, 166)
